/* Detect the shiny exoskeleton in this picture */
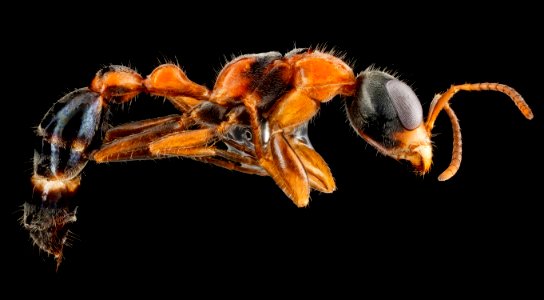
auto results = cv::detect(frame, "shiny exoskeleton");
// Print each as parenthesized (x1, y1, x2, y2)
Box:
(26, 48, 534, 267)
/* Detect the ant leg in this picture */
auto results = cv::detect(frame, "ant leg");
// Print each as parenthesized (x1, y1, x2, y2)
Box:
(168, 96, 203, 112)
(147, 104, 255, 158)
(285, 124, 335, 193)
(148, 127, 217, 156)
(259, 132, 310, 207)
(194, 156, 267, 176)
(104, 114, 183, 142)
(291, 141, 336, 193)
(93, 116, 193, 162)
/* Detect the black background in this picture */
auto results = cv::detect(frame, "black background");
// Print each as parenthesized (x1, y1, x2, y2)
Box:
(3, 4, 542, 296)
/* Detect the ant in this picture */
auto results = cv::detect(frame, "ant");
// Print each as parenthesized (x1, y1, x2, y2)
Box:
(24, 48, 533, 267)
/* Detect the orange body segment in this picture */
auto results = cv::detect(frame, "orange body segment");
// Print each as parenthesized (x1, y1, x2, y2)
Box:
(291, 141, 336, 193)
(149, 128, 216, 154)
(289, 52, 356, 100)
(268, 89, 320, 130)
(145, 64, 210, 99)
(90, 67, 144, 102)
(261, 133, 310, 207)
(211, 57, 256, 106)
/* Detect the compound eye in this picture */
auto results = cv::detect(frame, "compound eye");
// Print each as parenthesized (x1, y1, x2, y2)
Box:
(386, 79, 423, 130)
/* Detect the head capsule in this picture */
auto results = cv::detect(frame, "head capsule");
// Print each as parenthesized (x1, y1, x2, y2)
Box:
(345, 69, 432, 173)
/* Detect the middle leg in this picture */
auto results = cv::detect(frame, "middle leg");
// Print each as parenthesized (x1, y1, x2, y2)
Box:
(93, 116, 194, 162)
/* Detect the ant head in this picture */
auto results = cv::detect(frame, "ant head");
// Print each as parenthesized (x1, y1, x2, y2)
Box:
(345, 69, 432, 174)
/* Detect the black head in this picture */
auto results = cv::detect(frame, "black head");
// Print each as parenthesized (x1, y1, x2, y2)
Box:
(345, 69, 432, 173)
